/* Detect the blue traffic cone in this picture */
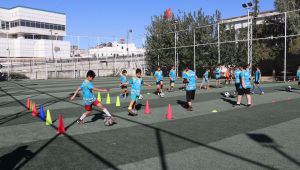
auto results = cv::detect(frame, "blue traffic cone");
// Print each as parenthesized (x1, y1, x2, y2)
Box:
(39, 105, 46, 121)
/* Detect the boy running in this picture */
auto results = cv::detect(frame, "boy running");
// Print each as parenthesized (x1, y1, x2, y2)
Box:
(252, 66, 264, 95)
(119, 70, 128, 99)
(185, 66, 198, 111)
(154, 66, 164, 97)
(199, 68, 210, 90)
(168, 65, 176, 92)
(128, 68, 151, 116)
(233, 65, 252, 107)
(70, 70, 115, 125)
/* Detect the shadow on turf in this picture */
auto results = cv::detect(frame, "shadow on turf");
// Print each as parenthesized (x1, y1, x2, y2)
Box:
(176, 100, 187, 109)
(0, 146, 33, 170)
(247, 133, 300, 168)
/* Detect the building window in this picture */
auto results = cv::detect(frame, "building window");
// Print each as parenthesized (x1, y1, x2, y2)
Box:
(53, 24, 58, 30)
(21, 20, 26, 26)
(30, 21, 36, 27)
(45, 23, 50, 29)
(49, 24, 53, 29)
(25, 21, 30, 27)
(36, 22, 41, 28)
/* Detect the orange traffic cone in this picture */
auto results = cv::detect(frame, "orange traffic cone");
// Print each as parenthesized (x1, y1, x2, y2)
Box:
(165, 104, 173, 120)
(144, 100, 151, 114)
(26, 98, 30, 110)
(57, 114, 65, 134)
(31, 102, 38, 117)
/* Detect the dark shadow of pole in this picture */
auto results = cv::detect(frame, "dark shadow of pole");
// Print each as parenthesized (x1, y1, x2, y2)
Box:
(247, 133, 300, 168)
(0, 145, 33, 170)
(155, 129, 168, 170)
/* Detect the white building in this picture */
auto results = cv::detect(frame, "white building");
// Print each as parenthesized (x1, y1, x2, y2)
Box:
(0, 6, 70, 59)
(222, 10, 280, 30)
(89, 39, 145, 59)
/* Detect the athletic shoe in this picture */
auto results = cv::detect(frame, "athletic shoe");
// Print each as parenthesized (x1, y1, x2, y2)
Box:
(260, 92, 265, 95)
(232, 104, 241, 107)
(187, 107, 193, 111)
(77, 119, 84, 125)
(246, 104, 253, 108)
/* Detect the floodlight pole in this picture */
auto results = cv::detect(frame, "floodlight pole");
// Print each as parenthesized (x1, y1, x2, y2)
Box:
(217, 23, 221, 64)
(284, 12, 287, 83)
(174, 24, 177, 76)
(193, 29, 196, 72)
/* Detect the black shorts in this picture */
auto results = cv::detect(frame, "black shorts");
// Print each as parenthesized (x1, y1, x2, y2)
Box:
(156, 80, 163, 85)
(235, 83, 240, 91)
(186, 90, 196, 102)
(121, 85, 127, 89)
(238, 88, 251, 95)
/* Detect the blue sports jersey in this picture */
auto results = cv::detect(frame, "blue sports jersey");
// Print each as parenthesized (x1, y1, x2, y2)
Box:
(239, 70, 252, 89)
(297, 70, 300, 80)
(182, 71, 188, 79)
(119, 75, 127, 84)
(80, 80, 96, 105)
(203, 71, 209, 80)
(215, 68, 221, 78)
(186, 70, 197, 91)
(234, 69, 241, 84)
(154, 70, 163, 82)
(129, 77, 144, 96)
(169, 69, 176, 81)
(255, 70, 261, 82)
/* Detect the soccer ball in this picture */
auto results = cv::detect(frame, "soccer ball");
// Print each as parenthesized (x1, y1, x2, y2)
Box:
(287, 86, 292, 92)
(224, 92, 230, 98)
(160, 92, 165, 98)
(138, 95, 143, 100)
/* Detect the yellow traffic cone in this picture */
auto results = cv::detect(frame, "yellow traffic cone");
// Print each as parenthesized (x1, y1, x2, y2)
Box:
(30, 101, 33, 111)
(116, 96, 121, 107)
(97, 92, 101, 102)
(46, 109, 52, 125)
(106, 93, 111, 104)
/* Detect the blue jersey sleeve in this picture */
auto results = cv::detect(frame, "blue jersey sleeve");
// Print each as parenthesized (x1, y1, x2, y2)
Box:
(87, 82, 94, 90)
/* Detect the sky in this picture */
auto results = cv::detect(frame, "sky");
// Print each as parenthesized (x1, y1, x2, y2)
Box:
(0, 0, 275, 46)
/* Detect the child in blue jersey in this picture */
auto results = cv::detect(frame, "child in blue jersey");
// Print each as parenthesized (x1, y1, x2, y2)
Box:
(184, 66, 198, 111)
(154, 66, 164, 97)
(119, 70, 128, 99)
(199, 68, 210, 90)
(252, 66, 264, 95)
(70, 70, 115, 125)
(233, 65, 252, 107)
(233, 66, 241, 95)
(168, 65, 176, 92)
(297, 66, 300, 87)
(215, 65, 221, 88)
(128, 68, 151, 116)
(181, 69, 189, 91)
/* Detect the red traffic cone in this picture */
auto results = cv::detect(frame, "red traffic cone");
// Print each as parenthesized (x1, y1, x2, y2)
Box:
(272, 99, 277, 103)
(31, 102, 38, 117)
(57, 114, 65, 134)
(165, 104, 173, 120)
(27, 98, 30, 110)
(144, 100, 151, 114)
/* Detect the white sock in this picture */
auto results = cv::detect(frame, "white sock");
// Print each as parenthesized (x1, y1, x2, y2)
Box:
(79, 114, 86, 121)
(103, 108, 112, 117)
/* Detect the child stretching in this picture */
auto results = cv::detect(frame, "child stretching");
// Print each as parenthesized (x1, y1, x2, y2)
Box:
(70, 70, 115, 125)
(128, 68, 151, 116)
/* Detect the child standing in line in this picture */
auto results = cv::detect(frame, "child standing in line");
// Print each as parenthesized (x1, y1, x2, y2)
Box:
(199, 68, 210, 90)
(233, 65, 241, 96)
(252, 66, 264, 95)
(215, 65, 221, 88)
(154, 66, 164, 97)
(128, 68, 151, 116)
(70, 70, 115, 126)
(119, 70, 128, 99)
(168, 65, 176, 92)
(184, 66, 197, 111)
